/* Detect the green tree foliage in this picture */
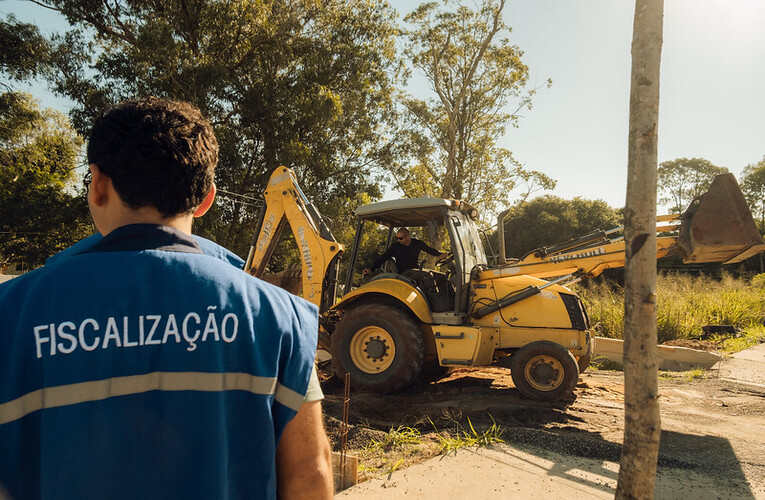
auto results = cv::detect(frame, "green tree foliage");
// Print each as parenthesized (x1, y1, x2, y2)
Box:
(740, 157, 765, 233)
(34, 0, 401, 257)
(321, 192, 394, 287)
(0, 15, 51, 82)
(657, 157, 728, 213)
(396, 0, 554, 218)
(500, 195, 621, 257)
(0, 92, 92, 267)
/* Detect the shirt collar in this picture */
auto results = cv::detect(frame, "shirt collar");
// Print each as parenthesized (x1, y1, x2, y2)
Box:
(81, 224, 204, 255)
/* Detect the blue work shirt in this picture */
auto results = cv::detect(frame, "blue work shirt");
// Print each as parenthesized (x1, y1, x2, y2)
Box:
(46, 232, 245, 268)
(0, 224, 318, 500)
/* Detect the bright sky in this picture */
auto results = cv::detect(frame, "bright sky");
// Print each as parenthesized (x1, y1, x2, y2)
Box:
(4, 0, 765, 210)
(494, 0, 765, 209)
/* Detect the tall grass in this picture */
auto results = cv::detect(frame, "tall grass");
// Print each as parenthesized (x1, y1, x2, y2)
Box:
(575, 273, 765, 345)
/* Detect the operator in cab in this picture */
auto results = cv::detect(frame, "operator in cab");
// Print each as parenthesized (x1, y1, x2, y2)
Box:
(363, 227, 448, 276)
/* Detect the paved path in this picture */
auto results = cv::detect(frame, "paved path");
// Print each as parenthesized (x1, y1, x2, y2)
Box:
(337, 343, 765, 500)
(713, 342, 765, 388)
(336, 441, 755, 500)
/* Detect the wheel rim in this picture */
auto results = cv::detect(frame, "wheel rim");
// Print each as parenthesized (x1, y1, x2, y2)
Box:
(524, 354, 564, 392)
(349, 326, 396, 374)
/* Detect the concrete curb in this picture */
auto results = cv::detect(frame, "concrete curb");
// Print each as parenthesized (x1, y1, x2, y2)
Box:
(592, 337, 723, 371)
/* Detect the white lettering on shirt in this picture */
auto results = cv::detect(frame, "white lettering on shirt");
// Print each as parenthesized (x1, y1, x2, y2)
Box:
(144, 315, 162, 345)
(31, 307, 242, 359)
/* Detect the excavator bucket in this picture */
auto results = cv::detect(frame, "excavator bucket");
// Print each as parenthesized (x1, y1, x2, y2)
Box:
(677, 173, 765, 264)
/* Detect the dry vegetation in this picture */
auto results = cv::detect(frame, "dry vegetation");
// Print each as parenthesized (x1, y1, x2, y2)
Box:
(576, 273, 765, 349)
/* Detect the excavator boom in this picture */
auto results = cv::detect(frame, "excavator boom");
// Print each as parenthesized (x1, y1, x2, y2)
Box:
(244, 167, 344, 312)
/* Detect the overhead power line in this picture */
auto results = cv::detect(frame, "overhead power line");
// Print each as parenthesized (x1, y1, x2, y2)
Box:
(216, 189, 263, 208)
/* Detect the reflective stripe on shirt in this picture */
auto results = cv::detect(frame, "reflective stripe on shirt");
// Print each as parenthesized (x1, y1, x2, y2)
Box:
(0, 371, 307, 425)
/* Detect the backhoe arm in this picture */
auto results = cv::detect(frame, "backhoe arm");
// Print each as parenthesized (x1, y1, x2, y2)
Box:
(244, 167, 344, 312)
(494, 174, 765, 280)
(491, 216, 681, 280)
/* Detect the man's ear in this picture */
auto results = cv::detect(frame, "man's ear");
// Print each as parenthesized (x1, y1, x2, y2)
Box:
(89, 164, 111, 207)
(193, 183, 216, 218)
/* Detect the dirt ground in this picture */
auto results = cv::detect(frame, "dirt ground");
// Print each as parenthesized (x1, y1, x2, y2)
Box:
(320, 358, 765, 498)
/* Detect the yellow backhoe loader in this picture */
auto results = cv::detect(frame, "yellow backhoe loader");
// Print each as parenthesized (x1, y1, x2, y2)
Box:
(245, 167, 765, 401)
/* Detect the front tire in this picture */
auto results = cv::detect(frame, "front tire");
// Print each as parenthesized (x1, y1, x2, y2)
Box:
(511, 341, 580, 401)
(331, 304, 424, 394)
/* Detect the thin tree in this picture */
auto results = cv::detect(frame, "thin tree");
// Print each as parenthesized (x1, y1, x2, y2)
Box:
(399, 0, 553, 218)
(740, 157, 765, 232)
(616, 0, 664, 498)
(658, 157, 727, 213)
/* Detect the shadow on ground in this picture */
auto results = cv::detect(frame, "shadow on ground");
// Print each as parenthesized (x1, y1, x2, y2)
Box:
(325, 368, 760, 499)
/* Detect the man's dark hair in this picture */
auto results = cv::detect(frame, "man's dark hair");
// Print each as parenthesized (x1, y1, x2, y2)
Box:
(87, 97, 218, 216)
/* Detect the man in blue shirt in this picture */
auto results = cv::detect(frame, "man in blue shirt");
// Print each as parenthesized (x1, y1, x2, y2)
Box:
(0, 98, 333, 499)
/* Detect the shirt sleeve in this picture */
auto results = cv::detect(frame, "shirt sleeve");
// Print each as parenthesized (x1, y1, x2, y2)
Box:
(192, 236, 246, 268)
(370, 245, 395, 271)
(418, 239, 442, 257)
(303, 365, 324, 402)
(276, 295, 319, 409)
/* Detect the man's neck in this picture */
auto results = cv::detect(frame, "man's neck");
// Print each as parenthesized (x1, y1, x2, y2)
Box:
(88, 166, 195, 236)
(98, 206, 193, 236)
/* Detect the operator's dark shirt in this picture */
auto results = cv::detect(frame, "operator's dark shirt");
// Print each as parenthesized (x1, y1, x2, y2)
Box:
(370, 238, 441, 274)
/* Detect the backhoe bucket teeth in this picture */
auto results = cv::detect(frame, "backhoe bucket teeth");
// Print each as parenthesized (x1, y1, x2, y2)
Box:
(677, 173, 765, 263)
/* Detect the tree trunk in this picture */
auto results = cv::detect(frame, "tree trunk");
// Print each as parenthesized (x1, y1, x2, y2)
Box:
(616, 1, 664, 499)
(441, 117, 459, 199)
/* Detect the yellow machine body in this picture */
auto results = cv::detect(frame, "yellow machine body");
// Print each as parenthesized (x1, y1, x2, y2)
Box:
(334, 278, 433, 324)
(247, 168, 760, 400)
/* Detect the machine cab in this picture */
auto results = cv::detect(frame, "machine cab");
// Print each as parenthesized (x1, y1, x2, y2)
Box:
(342, 197, 488, 322)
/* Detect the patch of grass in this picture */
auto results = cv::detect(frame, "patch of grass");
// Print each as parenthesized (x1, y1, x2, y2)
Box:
(386, 457, 405, 474)
(435, 415, 505, 452)
(659, 368, 706, 381)
(589, 356, 623, 371)
(355, 423, 442, 481)
(717, 324, 765, 354)
(576, 281, 624, 339)
(576, 273, 765, 345)
(366, 425, 422, 452)
(357, 463, 377, 475)
(751, 273, 765, 288)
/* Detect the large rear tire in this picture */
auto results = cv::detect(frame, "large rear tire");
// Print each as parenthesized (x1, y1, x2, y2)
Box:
(331, 304, 424, 394)
(511, 341, 580, 401)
